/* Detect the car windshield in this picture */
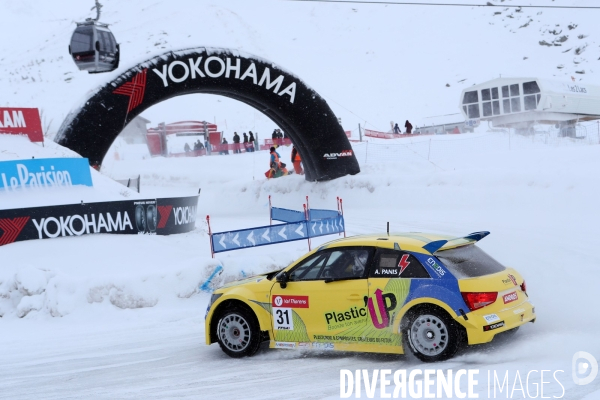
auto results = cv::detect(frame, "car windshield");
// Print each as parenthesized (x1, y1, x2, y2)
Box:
(435, 244, 505, 279)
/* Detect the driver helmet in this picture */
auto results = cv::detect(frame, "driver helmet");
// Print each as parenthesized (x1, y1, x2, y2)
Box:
(352, 251, 368, 276)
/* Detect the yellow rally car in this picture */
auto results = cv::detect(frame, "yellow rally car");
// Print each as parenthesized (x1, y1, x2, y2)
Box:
(204, 231, 535, 362)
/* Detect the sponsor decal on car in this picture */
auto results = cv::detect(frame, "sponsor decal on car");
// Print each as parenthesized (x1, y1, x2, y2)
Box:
(325, 305, 368, 329)
(297, 342, 336, 350)
(313, 334, 394, 344)
(503, 291, 518, 304)
(312, 342, 335, 350)
(272, 295, 308, 331)
(512, 307, 526, 314)
(272, 295, 309, 308)
(483, 321, 505, 332)
(426, 257, 446, 277)
(502, 274, 518, 286)
(324, 289, 397, 330)
(274, 342, 297, 349)
(483, 313, 500, 324)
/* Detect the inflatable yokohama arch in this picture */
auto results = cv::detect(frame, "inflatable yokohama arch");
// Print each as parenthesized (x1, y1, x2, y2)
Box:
(55, 47, 360, 182)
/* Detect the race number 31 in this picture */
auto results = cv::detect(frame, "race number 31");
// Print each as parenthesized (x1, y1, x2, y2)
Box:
(273, 308, 293, 330)
(271, 294, 308, 330)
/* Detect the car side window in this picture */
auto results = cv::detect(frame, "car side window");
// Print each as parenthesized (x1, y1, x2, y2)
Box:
(289, 253, 328, 281)
(289, 248, 372, 281)
(321, 249, 370, 279)
(369, 250, 431, 279)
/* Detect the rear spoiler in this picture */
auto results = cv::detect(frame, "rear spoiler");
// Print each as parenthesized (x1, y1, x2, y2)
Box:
(422, 231, 490, 254)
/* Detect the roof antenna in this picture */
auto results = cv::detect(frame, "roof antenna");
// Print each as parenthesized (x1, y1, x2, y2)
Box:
(387, 222, 389, 235)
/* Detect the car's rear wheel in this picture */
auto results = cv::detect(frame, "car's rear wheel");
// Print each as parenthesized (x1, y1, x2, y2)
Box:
(216, 306, 261, 358)
(402, 307, 462, 362)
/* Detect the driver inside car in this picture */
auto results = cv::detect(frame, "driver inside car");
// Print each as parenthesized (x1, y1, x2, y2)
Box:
(329, 250, 368, 279)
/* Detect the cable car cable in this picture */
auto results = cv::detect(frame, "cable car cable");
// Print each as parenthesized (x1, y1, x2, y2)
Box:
(281, 0, 600, 10)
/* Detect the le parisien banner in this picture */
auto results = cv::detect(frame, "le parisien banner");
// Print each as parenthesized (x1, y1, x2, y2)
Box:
(0, 108, 44, 143)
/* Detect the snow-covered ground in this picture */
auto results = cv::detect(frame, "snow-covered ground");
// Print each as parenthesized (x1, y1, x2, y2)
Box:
(1, 131, 600, 398)
(2, 0, 600, 398)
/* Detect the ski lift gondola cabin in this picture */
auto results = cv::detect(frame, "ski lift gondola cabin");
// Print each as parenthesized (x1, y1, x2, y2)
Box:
(69, 21, 119, 73)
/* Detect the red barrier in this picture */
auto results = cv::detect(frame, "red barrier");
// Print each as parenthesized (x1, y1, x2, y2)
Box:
(211, 143, 255, 153)
(364, 129, 434, 139)
(364, 129, 400, 139)
(264, 138, 293, 147)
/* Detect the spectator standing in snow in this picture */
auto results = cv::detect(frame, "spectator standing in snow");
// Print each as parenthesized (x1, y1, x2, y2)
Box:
(452, 126, 461, 134)
(405, 120, 413, 134)
(291, 146, 303, 175)
(220, 138, 229, 155)
(205, 139, 211, 155)
(242, 132, 249, 152)
(393, 123, 401, 134)
(248, 131, 256, 152)
(233, 132, 241, 154)
(272, 129, 278, 140)
(184, 142, 191, 152)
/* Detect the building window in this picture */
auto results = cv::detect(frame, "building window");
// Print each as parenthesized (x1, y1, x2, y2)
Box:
(481, 88, 501, 117)
(462, 90, 480, 119)
(523, 81, 541, 111)
(502, 84, 522, 114)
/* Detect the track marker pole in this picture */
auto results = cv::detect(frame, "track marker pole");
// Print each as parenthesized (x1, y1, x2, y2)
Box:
(207, 215, 214, 258)
(337, 196, 342, 236)
(306, 195, 310, 221)
(304, 204, 311, 251)
(340, 198, 346, 238)
(269, 195, 272, 225)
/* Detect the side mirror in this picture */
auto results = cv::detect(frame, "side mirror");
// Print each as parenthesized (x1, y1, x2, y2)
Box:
(95, 41, 100, 51)
(276, 271, 289, 289)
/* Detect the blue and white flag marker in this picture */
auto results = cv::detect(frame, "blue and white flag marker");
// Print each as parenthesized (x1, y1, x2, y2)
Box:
(207, 196, 345, 256)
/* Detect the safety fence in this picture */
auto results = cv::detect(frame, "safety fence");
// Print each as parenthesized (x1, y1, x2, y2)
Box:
(352, 121, 600, 166)
(207, 196, 345, 256)
(364, 128, 435, 140)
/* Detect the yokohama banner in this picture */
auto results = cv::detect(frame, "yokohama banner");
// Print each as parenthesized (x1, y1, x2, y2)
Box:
(0, 108, 44, 142)
(0, 195, 199, 247)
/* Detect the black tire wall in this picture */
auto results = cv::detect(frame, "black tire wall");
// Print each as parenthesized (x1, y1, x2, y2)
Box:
(55, 47, 360, 182)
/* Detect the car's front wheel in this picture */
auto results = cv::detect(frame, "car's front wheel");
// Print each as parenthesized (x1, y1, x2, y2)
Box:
(402, 307, 463, 362)
(216, 307, 261, 358)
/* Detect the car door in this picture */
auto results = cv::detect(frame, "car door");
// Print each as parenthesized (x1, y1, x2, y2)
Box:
(270, 247, 373, 349)
(365, 249, 431, 347)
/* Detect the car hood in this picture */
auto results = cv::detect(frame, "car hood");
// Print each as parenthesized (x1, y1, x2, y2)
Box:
(217, 273, 272, 290)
